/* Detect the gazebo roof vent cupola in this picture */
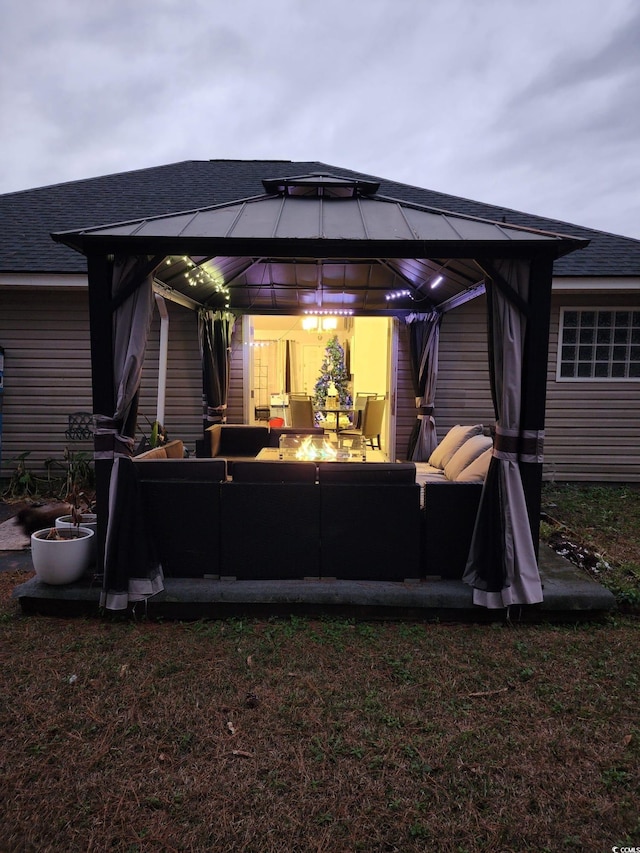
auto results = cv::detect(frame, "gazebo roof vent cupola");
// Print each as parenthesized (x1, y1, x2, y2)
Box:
(261, 173, 380, 198)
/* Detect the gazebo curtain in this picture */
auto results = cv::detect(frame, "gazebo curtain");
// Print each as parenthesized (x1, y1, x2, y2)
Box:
(463, 259, 544, 609)
(94, 255, 156, 460)
(98, 254, 163, 611)
(199, 309, 235, 429)
(405, 311, 442, 461)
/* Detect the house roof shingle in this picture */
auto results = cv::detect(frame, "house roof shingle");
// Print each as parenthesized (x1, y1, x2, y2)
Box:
(1, 159, 639, 277)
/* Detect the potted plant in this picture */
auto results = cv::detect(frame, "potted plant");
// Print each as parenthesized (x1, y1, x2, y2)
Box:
(54, 467, 98, 560)
(54, 488, 97, 536)
(29, 450, 98, 583)
(30, 525, 95, 584)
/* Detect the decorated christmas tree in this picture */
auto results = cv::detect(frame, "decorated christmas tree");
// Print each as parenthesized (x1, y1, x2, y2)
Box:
(313, 335, 352, 407)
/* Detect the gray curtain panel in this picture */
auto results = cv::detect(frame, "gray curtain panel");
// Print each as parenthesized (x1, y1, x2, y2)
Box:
(101, 456, 164, 612)
(463, 259, 544, 609)
(94, 255, 156, 460)
(405, 311, 442, 461)
(198, 309, 235, 430)
(99, 255, 162, 610)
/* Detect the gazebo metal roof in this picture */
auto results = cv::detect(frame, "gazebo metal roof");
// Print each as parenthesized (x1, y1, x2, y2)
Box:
(53, 173, 588, 313)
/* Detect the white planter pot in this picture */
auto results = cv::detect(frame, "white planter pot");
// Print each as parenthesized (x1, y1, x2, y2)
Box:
(30, 527, 95, 585)
(55, 513, 97, 533)
(55, 514, 98, 562)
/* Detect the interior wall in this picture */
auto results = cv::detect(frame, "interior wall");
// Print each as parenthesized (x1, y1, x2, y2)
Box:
(248, 316, 353, 410)
(351, 317, 388, 397)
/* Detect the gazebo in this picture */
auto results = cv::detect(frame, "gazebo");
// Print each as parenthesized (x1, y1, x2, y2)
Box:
(52, 173, 588, 614)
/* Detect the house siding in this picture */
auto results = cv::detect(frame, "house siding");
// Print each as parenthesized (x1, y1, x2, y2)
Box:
(137, 298, 203, 456)
(544, 292, 640, 482)
(429, 292, 640, 483)
(1, 284, 638, 483)
(0, 288, 94, 479)
(0, 288, 206, 477)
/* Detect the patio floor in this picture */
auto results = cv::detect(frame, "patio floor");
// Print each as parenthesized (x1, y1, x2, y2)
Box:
(6, 545, 615, 623)
(1, 500, 616, 622)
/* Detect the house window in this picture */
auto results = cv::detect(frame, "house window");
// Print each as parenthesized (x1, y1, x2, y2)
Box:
(557, 308, 640, 380)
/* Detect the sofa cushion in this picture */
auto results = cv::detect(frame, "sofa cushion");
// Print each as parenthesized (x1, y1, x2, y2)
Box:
(414, 463, 447, 487)
(455, 447, 493, 483)
(428, 424, 483, 470)
(134, 445, 168, 460)
(207, 424, 269, 457)
(444, 435, 493, 481)
(163, 439, 184, 458)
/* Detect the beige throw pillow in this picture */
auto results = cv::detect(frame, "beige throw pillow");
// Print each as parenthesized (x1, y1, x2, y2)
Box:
(444, 435, 493, 481)
(428, 424, 483, 470)
(455, 447, 493, 483)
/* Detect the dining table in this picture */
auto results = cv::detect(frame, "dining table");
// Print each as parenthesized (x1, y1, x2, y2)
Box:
(313, 406, 356, 432)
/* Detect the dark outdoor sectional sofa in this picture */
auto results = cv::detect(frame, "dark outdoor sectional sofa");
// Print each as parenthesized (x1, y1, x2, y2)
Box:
(132, 423, 492, 583)
(133, 456, 421, 582)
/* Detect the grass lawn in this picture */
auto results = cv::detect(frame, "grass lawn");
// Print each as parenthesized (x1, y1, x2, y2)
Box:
(1, 483, 639, 851)
(541, 482, 640, 610)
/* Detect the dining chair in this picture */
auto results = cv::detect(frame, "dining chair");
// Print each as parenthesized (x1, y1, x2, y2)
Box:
(353, 393, 376, 429)
(340, 396, 386, 449)
(289, 395, 316, 428)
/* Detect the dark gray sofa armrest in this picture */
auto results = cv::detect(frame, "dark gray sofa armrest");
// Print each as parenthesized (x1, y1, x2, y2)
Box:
(422, 481, 483, 579)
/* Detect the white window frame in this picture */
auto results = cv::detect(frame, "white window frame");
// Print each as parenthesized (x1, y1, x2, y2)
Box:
(556, 306, 640, 382)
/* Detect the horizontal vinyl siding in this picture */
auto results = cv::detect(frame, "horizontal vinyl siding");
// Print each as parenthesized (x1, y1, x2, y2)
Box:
(544, 293, 640, 482)
(395, 305, 494, 460)
(0, 289, 207, 478)
(137, 300, 203, 456)
(0, 289, 93, 479)
(2, 285, 637, 483)
(436, 298, 494, 436)
(226, 320, 245, 423)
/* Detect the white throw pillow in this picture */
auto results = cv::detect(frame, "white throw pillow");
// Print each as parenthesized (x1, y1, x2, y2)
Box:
(444, 435, 493, 481)
(428, 424, 483, 470)
(455, 447, 493, 483)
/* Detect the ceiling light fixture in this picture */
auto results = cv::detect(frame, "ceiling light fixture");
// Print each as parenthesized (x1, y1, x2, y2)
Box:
(301, 310, 350, 332)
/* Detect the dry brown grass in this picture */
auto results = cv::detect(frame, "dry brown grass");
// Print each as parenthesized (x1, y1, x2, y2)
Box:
(1, 570, 639, 853)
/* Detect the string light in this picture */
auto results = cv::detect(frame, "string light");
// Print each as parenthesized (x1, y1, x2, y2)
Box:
(385, 289, 411, 301)
(301, 309, 352, 332)
(172, 256, 231, 306)
(302, 309, 353, 316)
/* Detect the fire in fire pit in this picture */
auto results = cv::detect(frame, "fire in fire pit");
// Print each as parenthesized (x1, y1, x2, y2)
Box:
(278, 434, 365, 462)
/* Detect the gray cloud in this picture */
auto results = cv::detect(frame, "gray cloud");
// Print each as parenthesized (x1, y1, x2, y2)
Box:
(2, 0, 639, 239)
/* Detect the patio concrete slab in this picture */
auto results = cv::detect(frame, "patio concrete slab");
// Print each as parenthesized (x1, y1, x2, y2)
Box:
(11, 544, 616, 623)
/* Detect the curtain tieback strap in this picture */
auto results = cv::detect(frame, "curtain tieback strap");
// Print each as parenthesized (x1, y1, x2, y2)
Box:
(493, 427, 544, 463)
(415, 399, 434, 417)
(94, 416, 135, 460)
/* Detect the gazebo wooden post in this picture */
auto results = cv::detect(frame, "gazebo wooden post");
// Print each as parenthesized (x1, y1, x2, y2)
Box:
(519, 255, 554, 558)
(87, 252, 115, 573)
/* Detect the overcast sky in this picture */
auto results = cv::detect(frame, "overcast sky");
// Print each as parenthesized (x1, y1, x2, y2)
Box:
(2, 0, 639, 239)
